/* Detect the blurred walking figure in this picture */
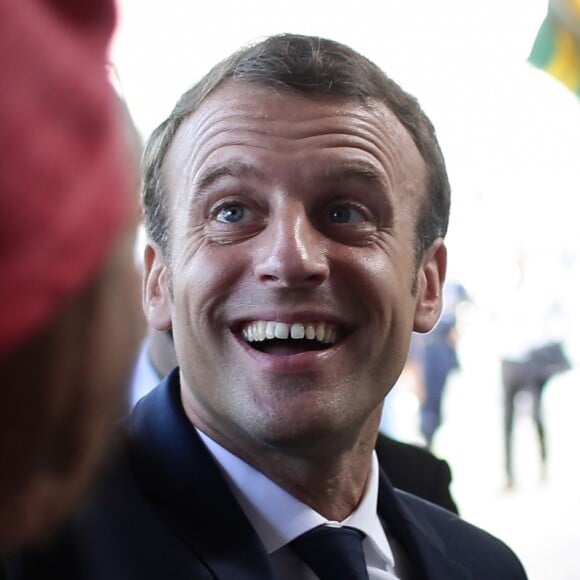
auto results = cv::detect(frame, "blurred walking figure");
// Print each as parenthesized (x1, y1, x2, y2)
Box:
(498, 250, 570, 489)
(417, 279, 469, 448)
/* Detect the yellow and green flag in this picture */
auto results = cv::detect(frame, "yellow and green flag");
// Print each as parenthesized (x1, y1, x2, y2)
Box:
(529, 0, 580, 96)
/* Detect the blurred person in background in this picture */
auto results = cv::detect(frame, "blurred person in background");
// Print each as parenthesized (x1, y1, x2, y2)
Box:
(415, 280, 470, 449)
(497, 249, 570, 490)
(0, 0, 142, 556)
(129, 328, 175, 406)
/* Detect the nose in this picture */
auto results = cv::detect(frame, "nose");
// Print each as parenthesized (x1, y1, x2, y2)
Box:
(254, 203, 329, 288)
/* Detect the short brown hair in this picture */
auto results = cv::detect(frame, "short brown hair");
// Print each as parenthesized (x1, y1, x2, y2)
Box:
(142, 33, 450, 261)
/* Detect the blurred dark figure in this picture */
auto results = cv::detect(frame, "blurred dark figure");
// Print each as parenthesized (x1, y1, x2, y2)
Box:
(374, 436, 458, 513)
(0, 0, 142, 556)
(416, 280, 469, 448)
(498, 251, 570, 489)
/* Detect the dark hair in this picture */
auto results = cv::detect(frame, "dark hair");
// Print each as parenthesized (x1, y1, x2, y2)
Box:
(141, 33, 450, 261)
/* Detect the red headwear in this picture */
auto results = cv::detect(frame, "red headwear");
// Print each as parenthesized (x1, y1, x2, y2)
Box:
(0, 0, 134, 355)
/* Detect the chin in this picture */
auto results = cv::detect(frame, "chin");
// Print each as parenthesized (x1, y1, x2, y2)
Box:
(249, 407, 354, 450)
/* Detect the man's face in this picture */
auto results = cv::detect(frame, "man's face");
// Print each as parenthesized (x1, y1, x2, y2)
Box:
(145, 82, 445, 455)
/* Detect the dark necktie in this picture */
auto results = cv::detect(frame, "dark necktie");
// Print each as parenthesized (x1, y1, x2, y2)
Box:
(289, 524, 370, 580)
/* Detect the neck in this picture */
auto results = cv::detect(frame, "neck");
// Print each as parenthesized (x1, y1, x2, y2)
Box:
(185, 399, 381, 521)
(250, 438, 376, 521)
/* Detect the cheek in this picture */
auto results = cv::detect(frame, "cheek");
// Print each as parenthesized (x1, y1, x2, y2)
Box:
(171, 248, 247, 337)
(200, 241, 252, 290)
(341, 248, 413, 315)
(346, 253, 416, 362)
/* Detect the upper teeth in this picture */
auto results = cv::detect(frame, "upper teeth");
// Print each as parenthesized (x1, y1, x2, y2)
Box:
(241, 321, 338, 344)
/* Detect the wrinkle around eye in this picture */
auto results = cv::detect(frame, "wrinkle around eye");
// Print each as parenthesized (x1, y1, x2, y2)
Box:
(370, 228, 393, 249)
(319, 222, 379, 247)
(178, 223, 207, 263)
(204, 221, 265, 246)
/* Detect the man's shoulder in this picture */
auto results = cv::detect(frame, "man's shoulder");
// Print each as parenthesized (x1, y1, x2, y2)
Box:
(4, 428, 528, 580)
(394, 489, 528, 579)
(375, 434, 447, 474)
(375, 434, 458, 513)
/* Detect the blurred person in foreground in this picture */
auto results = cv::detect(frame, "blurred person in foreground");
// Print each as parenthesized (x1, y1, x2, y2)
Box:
(0, 0, 142, 557)
(5, 34, 527, 579)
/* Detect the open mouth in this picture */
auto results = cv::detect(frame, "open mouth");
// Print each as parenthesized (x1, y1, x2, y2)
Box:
(240, 321, 339, 355)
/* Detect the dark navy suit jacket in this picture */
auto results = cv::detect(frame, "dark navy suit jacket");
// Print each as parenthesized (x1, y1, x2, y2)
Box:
(374, 434, 458, 514)
(5, 371, 527, 580)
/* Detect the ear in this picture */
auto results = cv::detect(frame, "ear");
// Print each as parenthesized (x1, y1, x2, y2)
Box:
(143, 243, 172, 331)
(413, 239, 447, 333)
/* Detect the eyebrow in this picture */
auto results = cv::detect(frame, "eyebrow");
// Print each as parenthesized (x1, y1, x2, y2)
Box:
(322, 161, 389, 188)
(194, 161, 263, 194)
(192, 158, 389, 199)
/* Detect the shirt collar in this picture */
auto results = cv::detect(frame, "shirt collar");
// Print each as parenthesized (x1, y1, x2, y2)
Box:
(197, 429, 394, 568)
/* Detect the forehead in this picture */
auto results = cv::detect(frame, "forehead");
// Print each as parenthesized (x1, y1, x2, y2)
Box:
(164, 81, 426, 203)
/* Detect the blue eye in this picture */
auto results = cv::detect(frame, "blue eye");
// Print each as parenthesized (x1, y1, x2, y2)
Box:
(329, 205, 364, 223)
(217, 204, 245, 223)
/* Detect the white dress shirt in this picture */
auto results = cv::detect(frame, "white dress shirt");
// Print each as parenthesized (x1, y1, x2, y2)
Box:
(198, 430, 401, 579)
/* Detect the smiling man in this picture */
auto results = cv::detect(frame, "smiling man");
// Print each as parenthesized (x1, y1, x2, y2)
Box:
(6, 34, 527, 579)
(147, 82, 440, 499)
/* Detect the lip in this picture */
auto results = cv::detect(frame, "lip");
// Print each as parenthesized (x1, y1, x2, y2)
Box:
(229, 310, 353, 374)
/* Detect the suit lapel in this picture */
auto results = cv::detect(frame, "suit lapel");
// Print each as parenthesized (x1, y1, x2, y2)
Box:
(378, 469, 471, 580)
(128, 370, 276, 580)
(128, 371, 472, 579)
